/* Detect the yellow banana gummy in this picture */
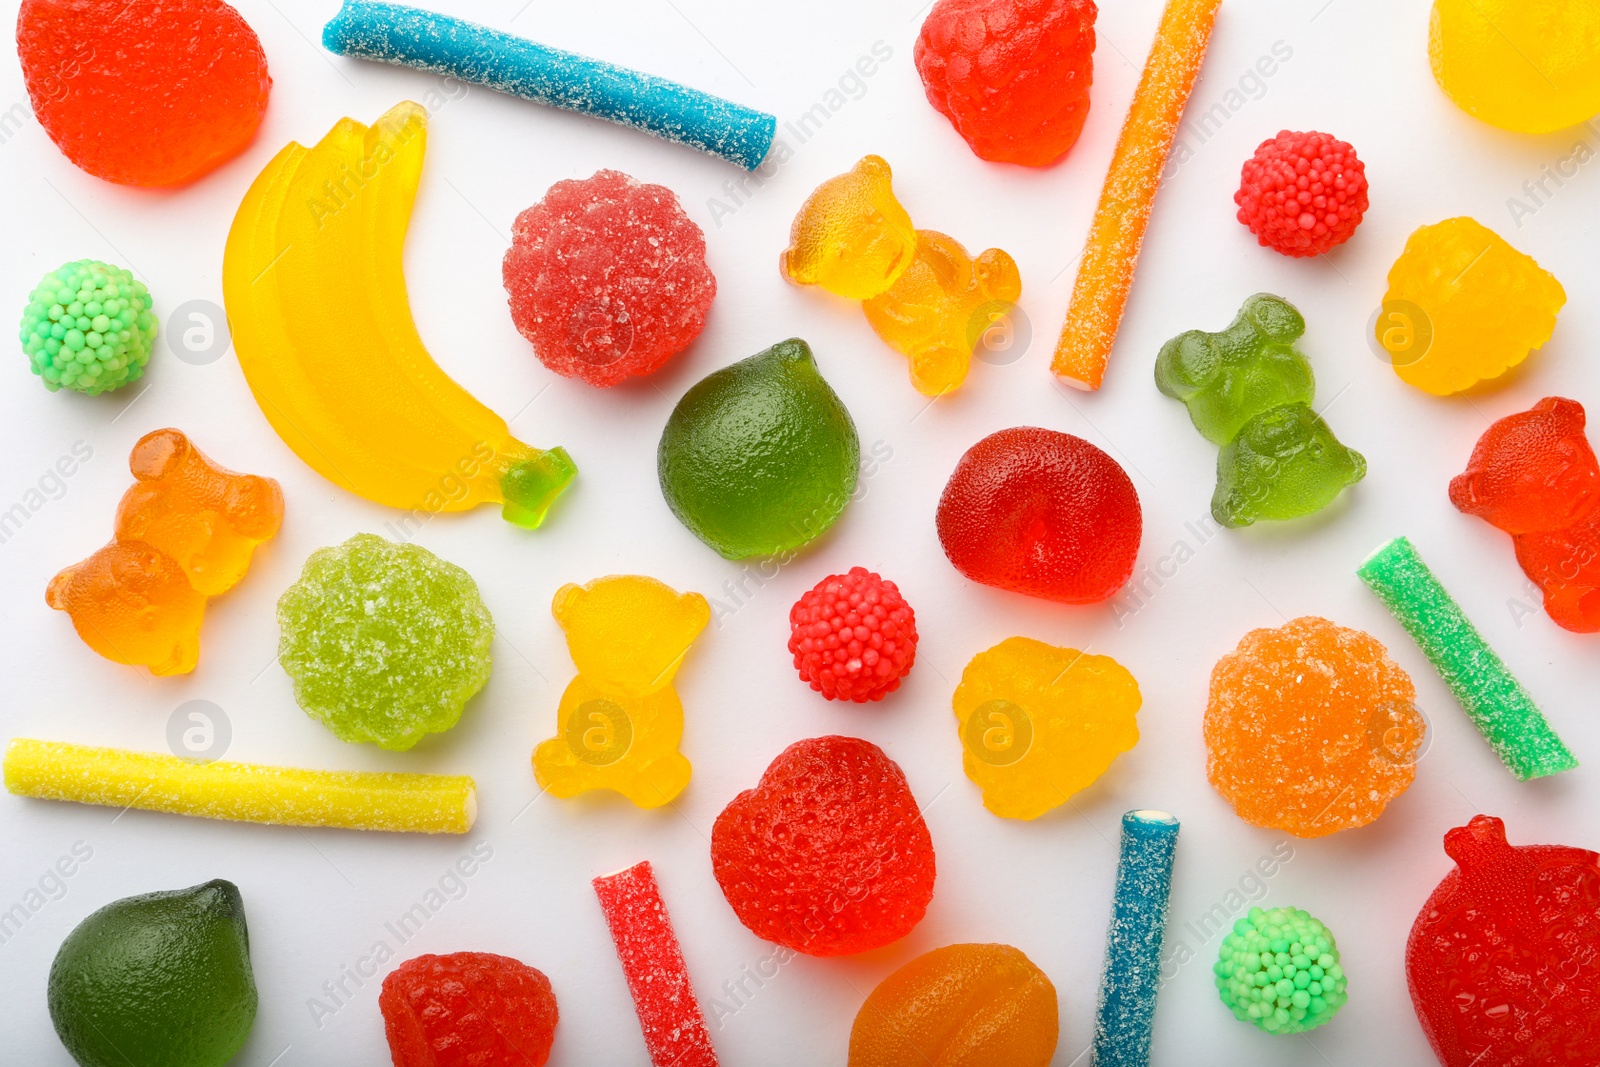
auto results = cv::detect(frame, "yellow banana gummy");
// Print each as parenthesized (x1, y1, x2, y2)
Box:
(222, 101, 575, 528)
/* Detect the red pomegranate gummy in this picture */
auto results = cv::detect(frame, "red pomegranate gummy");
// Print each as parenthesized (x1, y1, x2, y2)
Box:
(379, 951, 558, 1067)
(789, 567, 918, 703)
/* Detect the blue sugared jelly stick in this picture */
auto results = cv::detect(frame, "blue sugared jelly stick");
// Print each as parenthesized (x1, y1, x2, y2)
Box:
(323, 0, 778, 169)
(1093, 810, 1180, 1067)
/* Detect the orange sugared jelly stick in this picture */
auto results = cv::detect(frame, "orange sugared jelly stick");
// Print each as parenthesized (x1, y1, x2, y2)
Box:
(1053, 0, 1223, 391)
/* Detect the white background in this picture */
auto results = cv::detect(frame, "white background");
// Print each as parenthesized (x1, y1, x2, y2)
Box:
(2, 0, 1597, 1063)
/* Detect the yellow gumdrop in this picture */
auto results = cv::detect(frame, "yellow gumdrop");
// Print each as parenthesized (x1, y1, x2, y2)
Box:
(951, 637, 1140, 821)
(1378, 217, 1566, 396)
(1430, 0, 1600, 134)
(780, 155, 916, 300)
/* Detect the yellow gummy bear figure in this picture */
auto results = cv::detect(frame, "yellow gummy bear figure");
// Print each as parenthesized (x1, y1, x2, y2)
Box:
(952, 637, 1141, 821)
(780, 155, 916, 300)
(533, 575, 709, 808)
(862, 230, 1023, 397)
(1378, 217, 1566, 396)
(1430, 0, 1600, 134)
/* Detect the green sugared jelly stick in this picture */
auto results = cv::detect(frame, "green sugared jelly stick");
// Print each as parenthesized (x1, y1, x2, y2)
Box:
(1357, 536, 1576, 781)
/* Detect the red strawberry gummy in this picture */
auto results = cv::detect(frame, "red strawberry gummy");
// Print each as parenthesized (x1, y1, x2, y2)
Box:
(1235, 130, 1369, 258)
(503, 170, 716, 388)
(915, 0, 1097, 167)
(937, 426, 1141, 604)
(788, 567, 918, 703)
(380, 952, 558, 1067)
(1407, 815, 1600, 1067)
(711, 736, 936, 957)
(17, 0, 271, 186)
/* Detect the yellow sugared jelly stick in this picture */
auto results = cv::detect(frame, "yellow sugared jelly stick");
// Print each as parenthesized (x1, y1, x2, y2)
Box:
(1052, 0, 1223, 391)
(4, 739, 476, 834)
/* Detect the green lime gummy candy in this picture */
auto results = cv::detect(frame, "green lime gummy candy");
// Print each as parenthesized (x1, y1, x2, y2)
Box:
(20, 259, 157, 395)
(1213, 905, 1347, 1035)
(658, 337, 860, 559)
(278, 533, 494, 750)
(49, 879, 257, 1067)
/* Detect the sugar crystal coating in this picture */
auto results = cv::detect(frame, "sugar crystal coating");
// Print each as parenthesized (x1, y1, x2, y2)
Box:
(381, 952, 558, 1066)
(1094, 811, 1179, 1067)
(1213, 906, 1347, 1034)
(20, 260, 156, 395)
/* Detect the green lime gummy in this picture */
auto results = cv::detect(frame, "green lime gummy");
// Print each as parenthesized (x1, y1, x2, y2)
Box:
(1213, 906, 1347, 1035)
(278, 533, 494, 750)
(502, 446, 578, 528)
(49, 879, 257, 1067)
(658, 337, 860, 559)
(20, 259, 157, 395)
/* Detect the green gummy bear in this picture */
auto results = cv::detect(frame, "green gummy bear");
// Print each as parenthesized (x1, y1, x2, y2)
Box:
(1215, 404, 1367, 528)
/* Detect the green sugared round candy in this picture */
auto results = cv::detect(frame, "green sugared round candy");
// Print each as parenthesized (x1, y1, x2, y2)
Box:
(278, 534, 494, 751)
(1213, 906, 1347, 1034)
(20, 259, 156, 395)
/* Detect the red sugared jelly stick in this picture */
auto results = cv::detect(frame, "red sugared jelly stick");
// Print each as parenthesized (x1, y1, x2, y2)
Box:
(593, 861, 719, 1067)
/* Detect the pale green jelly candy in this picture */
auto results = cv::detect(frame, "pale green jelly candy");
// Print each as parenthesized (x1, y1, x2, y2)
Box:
(278, 534, 493, 750)
(1213, 906, 1347, 1035)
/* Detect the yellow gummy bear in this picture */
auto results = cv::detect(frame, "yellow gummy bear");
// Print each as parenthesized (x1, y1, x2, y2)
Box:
(780, 155, 916, 300)
(1430, 0, 1600, 134)
(862, 230, 1023, 396)
(952, 637, 1141, 821)
(1377, 217, 1566, 396)
(533, 575, 709, 808)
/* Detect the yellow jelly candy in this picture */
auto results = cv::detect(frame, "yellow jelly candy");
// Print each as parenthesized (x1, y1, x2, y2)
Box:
(1430, 0, 1600, 134)
(1377, 217, 1565, 396)
(780, 155, 916, 300)
(952, 637, 1141, 820)
(533, 576, 708, 808)
(862, 230, 1023, 397)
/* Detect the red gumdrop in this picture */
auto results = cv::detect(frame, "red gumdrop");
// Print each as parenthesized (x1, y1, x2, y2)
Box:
(1407, 815, 1600, 1067)
(936, 426, 1141, 604)
(711, 736, 936, 957)
(17, 0, 271, 186)
(502, 170, 716, 388)
(380, 952, 558, 1067)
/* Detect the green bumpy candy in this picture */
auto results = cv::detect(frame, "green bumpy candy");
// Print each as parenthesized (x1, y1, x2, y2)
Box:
(20, 259, 157, 395)
(658, 337, 860, 559)
(278, 534, 494, 751)
(1156, 293, 1365, 528)
(1214, 906, 1347, 1035)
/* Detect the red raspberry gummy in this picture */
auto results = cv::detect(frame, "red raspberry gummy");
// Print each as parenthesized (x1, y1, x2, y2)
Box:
(17, 0, 271, 187)
(711, 736, 936, 957)
(915, 0, 1097, 167)
(1235, 130, 1369, 258)
(937, 426, 1141, 604)
(788, 567, 918, 703)
(503, 170, 716, 387)
(380, 952, 558, 1067)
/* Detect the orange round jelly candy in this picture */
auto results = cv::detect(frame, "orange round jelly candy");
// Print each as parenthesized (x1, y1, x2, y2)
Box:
(17, 0, 271, 186)
(848, 943, 1059, 1067)
(1204, 616, 1423, 838)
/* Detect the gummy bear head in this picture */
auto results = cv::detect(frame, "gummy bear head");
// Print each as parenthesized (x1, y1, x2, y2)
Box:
(1449, 396, 1600, 534)
(45, 541, 205, 675)
(780, 156, 916, 300)
(553, 575, 710, 696)
(1213, 404, 1366, 527)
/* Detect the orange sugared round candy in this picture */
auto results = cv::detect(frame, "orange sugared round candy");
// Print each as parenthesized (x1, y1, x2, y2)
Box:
(1204, 616, 1423, 838)
(17, 0, 271, 186)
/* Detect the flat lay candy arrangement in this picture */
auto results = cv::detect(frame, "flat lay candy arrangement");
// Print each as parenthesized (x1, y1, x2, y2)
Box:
(3, 0, 1600, 1063)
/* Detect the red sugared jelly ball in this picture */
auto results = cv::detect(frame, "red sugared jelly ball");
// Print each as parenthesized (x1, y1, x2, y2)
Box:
(789, 567, 918, 703)
(1235, 130, 1368, 258)
(17, 0, 271, 186)
(380, 952, 558, 1067)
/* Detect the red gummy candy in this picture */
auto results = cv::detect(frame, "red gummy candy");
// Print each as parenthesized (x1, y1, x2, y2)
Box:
(593, 861, 718, 1067)
(17, 0, 271, 186)
(937, 426, 1141, 604)
(711, 736, 936, 957)
(380, 952, 558, 1067)
(788, 567, 918, 703)
(915, 0, 1096, 167)
(1407, 815, 1600, 1067)
(1450, 397, 1600, 633)
(1235, 130, 1369, 258)
(503, 170, 716, 388)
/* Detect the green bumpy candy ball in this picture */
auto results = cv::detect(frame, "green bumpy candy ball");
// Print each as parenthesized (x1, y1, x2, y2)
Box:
(1213, 906, 1348, 1035)
(278, 533, 494, 751)
(658, 337, 860, 560)
(20, 259, 157, 395)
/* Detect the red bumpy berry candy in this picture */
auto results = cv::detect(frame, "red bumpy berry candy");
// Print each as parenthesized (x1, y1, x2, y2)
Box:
(380, 952, 558, 1067)
(937, 426, 1141, 604)
(711, 736, 936, 957)
(788, 567, 918, 703)
(1234, 130, 1369, 257)
(503, 170, 716, 388)
(915, 0, 1097, 166)
(17, 0, 270, 187)
(1407, 815, 1600, 1067)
